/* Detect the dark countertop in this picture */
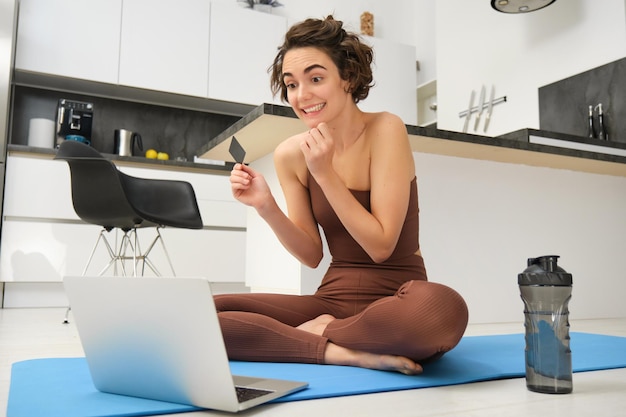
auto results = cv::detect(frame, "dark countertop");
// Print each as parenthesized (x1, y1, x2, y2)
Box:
(500, 128, 626, 160)
(15, 103, 626, 178)
(196, 104, 626, 177)
(195, 104, 305, 163)
(7, 144, 233, 175)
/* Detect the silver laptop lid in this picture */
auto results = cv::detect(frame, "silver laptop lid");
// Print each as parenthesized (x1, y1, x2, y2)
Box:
(63, 276, 307, 412)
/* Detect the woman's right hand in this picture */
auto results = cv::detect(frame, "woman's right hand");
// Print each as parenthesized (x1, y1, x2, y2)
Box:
(230, 163, 272, 210)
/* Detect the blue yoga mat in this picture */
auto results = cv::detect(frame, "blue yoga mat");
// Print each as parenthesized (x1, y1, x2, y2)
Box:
(7, 332, 626, 417)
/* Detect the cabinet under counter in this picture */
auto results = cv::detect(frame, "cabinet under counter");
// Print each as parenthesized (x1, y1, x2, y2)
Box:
(0, 152, 247, 291)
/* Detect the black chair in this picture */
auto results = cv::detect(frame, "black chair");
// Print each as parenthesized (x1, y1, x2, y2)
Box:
(55, 140, 203, 285)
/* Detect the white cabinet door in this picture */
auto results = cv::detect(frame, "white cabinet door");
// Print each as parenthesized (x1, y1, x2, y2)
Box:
(0, 154, 247, 283)
(118, 0, 210, 97)
(360, 37, 418, 126)
(208, 3, 286, 105)
(3, 156, 77, 220)
(0, 220, 112, 282)
(14, 0, 122, 84)
(0, 221, 246, 284)
(157, 228, 246, 282)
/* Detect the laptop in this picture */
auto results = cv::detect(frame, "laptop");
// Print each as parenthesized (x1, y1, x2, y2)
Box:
(63, 276, 308, 413)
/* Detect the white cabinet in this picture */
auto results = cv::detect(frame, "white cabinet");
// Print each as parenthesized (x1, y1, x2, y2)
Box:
(0, 220, 112, 282)
(118, 0, 211, 97)
(417, 79, 437, 127)
(12, 2, 414, 117)
(2, 156, 77, 220)
(360, 37, 418, 126)
(14, 0, 122, 84)
(0, 155, 246, 283)
(207, 3, 286, 105)
(118, 1, 287, 102)
(15, 0, 286, 105)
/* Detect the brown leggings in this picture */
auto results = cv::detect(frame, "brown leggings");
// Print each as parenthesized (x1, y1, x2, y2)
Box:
(215, 280, 468, 365)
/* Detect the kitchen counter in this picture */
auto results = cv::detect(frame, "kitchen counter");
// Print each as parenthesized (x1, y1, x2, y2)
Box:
(197, 104, 626, 177)
(7, 144, 233, 175)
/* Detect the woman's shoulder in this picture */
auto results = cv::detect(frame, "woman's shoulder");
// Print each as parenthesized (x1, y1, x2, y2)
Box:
(364, 111, 409, 147)
(365, 111, 414, 174)
(365, 111, 405, 130)
(275, 132, 306, 162)
(274, 131, 308, 185)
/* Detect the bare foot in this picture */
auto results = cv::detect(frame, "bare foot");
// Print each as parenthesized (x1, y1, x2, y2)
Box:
(297, 315, 422, 375)
(296, 314, 335, 336)
(324, 342, 423, 375)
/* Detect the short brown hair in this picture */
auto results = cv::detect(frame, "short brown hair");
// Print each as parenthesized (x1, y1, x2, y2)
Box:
(269, 15, 374, 104)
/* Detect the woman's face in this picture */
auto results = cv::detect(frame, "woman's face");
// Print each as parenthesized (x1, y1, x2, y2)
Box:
(281, 47, 351, 127)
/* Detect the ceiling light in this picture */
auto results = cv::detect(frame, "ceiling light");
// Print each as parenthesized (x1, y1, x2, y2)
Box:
(491, 0, 556, 13)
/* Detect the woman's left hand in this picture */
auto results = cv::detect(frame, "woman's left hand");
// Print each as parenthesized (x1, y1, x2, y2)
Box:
(300, 122, 334, 179)
(230, 163, 272, 210)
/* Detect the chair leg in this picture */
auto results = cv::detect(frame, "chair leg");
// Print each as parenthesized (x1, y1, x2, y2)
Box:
(126, 228, 159, 277)
(64, 228, 120, 324)
(133, 228, 141, 277)
(65, 226, 178, 322)
(117, 231, 135, 277)
(63, 232, 103, 323)
(158, 228, 176, 276)
(65, 228, 113, 324)
(82, 229, 114, 276)
(63, 306, 72, 324)
(97, 244, 122, 276)
(142, 227, 176, 276)
(111, 228, 171, 277)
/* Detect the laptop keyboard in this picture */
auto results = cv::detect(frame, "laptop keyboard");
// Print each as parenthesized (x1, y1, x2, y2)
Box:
(235, 386, 274, 403)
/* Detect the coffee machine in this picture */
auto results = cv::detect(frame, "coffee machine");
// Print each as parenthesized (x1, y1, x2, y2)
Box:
(55, 99, 94, 146)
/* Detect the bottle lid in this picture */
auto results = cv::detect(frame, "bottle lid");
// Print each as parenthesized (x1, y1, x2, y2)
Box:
(518, 255, 573, 286)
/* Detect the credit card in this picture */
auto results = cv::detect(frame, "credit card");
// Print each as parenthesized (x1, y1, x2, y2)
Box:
(228, 136, 246, 163)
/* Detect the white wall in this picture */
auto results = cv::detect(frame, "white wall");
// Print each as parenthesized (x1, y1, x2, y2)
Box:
(422, 0, 626, 323)
(245, 152, 301, 293)
(415, 152, 626, 323)
(261, 0, 417, 45)
(414, 0, 437, 86)
(436, 0, 626, 136)
(211, 0, 417, 46)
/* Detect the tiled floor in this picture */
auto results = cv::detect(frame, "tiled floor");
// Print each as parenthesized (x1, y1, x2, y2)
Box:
(1, 308, 625, 417)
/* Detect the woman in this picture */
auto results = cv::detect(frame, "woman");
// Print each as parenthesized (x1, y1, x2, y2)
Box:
(222, 15, 468, 375)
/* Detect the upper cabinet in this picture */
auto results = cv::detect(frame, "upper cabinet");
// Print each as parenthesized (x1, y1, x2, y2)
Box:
(207, 3, 286, 105)
(14, 0, 123, 84)
(360, 37, 418, 126)
(14, 0, 286, 107)
(118, 0, 211, 97)
(13, 2, 414, 115)
(417, 80, 437, 127)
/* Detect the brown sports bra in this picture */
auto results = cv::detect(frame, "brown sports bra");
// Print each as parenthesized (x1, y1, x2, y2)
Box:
(308, 173, 426, 279)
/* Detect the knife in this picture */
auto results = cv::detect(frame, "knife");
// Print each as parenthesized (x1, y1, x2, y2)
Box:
(474, 85, 486, 131)
(462, 90, 475, 133)
(483, 85, 496, 133)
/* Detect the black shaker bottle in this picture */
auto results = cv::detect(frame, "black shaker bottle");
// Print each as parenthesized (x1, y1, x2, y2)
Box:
(518, 255, 573, 394)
